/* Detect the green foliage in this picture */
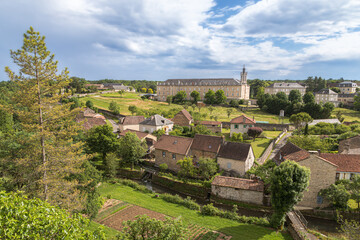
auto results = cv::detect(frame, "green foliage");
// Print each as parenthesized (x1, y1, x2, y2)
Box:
(118, 132, 147, 170)
(190, 90, 200, 103)
(230, 132, 243, 142)
(337, 214, 360, 240)
(160, 194, 200, 210)
(229, 99, 239, 108)
(348, 175, 360, 209)
(128, 105, 138, 115)
(0, 109, 13, 134)
(320, 184, 351, 209)
(289, 112, 312, 130)
(215, 90, 227, 104)
(288, 90, 302, 103)
(226, 108, 233, 118)
(86, 100, 94, 109)
(104, 152, 118, 179)
(173, 91, 187, 104)
(147, 88, 153, 94)
(116, 179, 152, 193)
(303, 92, 315, 104)
(177, 156, 197, 179)
(270, 161, 310, 229)
(86, 125, 119, 159)
(247, 127, 263, 141)
(354, 94, 360, 111)
(248, 160, 276, 189)
(152, 129, 166, 140)
(109, 100, 120, 114)
(70, 97, 82, 110)
(204, 90, 216, 104)
(166, 95, 173, 105)
(159, 163, 168, 172)
(197, 158, 218, 180)
(0, 191, 105, 239)
(119, 215, 188, 240)
(70, 76, 88, 93)
(289, 135, 335, 152)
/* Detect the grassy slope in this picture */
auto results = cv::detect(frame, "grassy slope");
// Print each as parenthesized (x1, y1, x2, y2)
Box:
(331, 107, 360, 122)
(96, 183, 292, 240)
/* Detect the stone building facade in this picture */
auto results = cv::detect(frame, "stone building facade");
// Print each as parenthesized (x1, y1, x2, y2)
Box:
(156, 67, 250, 102)
(171, 109, 193, 127)
(139, 114, 174, 134)
(265, 82, 306, 96)
(230, 115, 256, 136)
(190, 134, 223, 161)
(339, 82, 357, 94)
(315, 88, 339, 106)
(119, 116, 145, 132)
(211, 176, 264, 205)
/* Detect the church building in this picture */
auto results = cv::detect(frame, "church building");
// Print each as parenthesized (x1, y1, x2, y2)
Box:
(157, 66, 250, 102)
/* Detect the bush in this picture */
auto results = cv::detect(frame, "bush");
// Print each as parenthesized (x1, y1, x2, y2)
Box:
(335, 124, 351, 134)
(117, 179, 152, 194)
(159, 163, 168, 172)
(200, 203, 221, 216)
(161, 194, 200, 211)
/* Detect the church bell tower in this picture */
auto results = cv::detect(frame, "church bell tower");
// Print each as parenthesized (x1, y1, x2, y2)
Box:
(241, 65, 247, 84)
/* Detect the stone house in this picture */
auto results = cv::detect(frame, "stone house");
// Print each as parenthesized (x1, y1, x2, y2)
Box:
(274, 142, 338, 208)
(217, 142, 255, 177)
(338, 93, 356, 106)
(339, 135, 360, 154)
(339, 82, 357, 94)
(319, 153, 360, 180)
(211, 176, 264, 205)
(197, 121, 222, 133)
(190, 134, 223, 162)
(172, 109, 193, 127)
(230, 115, 256, 136)
(139, 114, 174, 134)
(265, 82, 306, 96)
(119, 116, 145, 132)
(76, 108, 107, 131)
(315, 88, 339, 106)
(119, 129, 157, 152)
(154, 135, 193, 172)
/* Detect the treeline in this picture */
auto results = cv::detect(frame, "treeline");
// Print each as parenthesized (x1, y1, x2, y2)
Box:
(91, 79, 157, 92)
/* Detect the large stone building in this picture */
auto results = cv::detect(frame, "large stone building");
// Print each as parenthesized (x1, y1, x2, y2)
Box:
(314, 88, 339, 106)
(339, 82, 357, 94)
(264, 82, 306, 96)
(156, 66, 250, 102)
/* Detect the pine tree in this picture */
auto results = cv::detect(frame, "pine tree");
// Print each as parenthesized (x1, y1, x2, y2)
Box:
(4, 27, 86, 211)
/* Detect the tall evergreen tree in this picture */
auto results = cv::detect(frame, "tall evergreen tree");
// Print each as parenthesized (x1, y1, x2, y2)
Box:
(4, 27, 86, 211)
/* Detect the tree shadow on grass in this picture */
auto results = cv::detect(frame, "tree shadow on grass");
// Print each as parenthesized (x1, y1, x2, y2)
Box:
(217, 224, 292, 240)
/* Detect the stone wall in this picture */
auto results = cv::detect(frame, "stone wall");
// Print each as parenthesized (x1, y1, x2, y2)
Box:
(211, 185, 263, 205)
(191, 149, 217, 160)
(218, 157, 246, 176)
(203, 124, 222, 133)
(172, 114, 191, 127)
(154, 149, 185, 172)
(222, 122, 294, 131)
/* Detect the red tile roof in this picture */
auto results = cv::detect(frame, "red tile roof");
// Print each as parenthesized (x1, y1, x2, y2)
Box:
(274, 142, 310, 164)
(154, 135, 193, 155)
(119, 129, 154, 140)
(120, 116, 145, 125)
(319, 153, 360, 173)
(190, 134, 223, 153)
(200, 121, 221, 125)
(212, 176, 264, 192)
(77, 118, 107, 131)
(230, 115, 256, 124)
(178, 109, 193, 121)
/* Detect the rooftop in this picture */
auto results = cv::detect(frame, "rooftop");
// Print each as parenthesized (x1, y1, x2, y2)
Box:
(274, 142, 310, 164)
(140, 114, 173, 126)
(316, 88, 338, 95)
(119, 116, 145, 125)
(158, 78, 245, 86)
(154, 135, 193, 155)
(119, 129, 154, 140)
(308, 119, 341, 126)
(212, 176, 264, 192)
(190, 134, 223, 154)
(218, 141, 252, 161)
(320, 153, 360, 173)
(267, 82, 306, 89)
(230, 115, 256, 124)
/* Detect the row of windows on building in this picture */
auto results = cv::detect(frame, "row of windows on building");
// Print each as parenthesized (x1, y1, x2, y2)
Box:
(233, 124, 253, 129)
(162, 151, 176, 160)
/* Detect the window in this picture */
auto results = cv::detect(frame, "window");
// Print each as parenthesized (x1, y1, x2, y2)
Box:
(234, 124, 238, 129)
(316, 195, 323, 204)
(162, 151, 166, 157)
(350, 173, 355, 180)
(227, 162, 232, 169)
(336, 173, 340, 180)
(249, 125, 252, 127)
(243, 125, 247, 128)
(172, 153, 176, 160)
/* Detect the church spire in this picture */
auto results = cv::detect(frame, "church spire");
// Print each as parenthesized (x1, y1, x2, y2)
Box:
(241, 64, 247, 84)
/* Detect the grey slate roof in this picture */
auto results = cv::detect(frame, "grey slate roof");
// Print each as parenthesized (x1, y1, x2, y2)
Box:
(339, 82, 357, 87)
(158, 78, 244, 86)
(140, 114, 173, 126)
(267, 82, 305, 89)
(316, 88, 337, 95)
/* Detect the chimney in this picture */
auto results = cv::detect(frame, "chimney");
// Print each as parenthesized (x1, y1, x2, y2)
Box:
(317, 149, 321, 155)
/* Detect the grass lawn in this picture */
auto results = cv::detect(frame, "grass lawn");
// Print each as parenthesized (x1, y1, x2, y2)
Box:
(332, 107, 360, 122)
(80, 92, 289, 123)
(96, 183, 291, 240)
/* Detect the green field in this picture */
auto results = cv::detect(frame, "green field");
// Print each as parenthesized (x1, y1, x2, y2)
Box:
(93, 183, 291, 240)
(332, 107, 360, 122)
(79, 92, 289, 123)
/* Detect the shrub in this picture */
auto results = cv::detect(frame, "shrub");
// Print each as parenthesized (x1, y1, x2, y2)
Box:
(117, 179, 152, 194)
(160, 194, 200, 211)
(200, 203, 220, 216)
(159, 163, 168, 172)
(335, 124, 351, 134)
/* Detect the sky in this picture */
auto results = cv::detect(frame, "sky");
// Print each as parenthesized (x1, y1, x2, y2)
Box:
(1, 0, 360, 81)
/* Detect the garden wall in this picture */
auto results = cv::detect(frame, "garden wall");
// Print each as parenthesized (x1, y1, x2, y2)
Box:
(221, 122, 294, 131)
(117, 168, 143, 180)
(152, 175, 210, 199)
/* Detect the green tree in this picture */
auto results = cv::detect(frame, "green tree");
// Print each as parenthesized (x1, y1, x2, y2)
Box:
(69, 76, 87, 93)
(173, 91, 187, 104)
(0, 109, 13, 134)
(303, 92, 315, 104)
(198, 158, 218, 180)
(109, 101, 120, 114)
(320, 183, 350, 209)
(147, 88, 153, 94)
(208, 106, 215, 115)
(104, 152, 118, 179)
(192, 124, 212, 137)
(152, 129, 166, 140)
(230, 132, 243, 142)
(119, 89, 125, 96)
(5, 27, 86, 210)
(141, 88, 147, 93)
(86, 125, 119, 160)
(166, 95, 173, 105)
(120, 215, 187, 240)
(270, 161, 310, 229)
(215, 90, 227, 104)
(336, 111, 345, 123)
(247, 127, 263, 141)
(86, 100, 94, 109)
(118, 132, 147, 170)
(349, 175, 360, 209)
(226, 108, 233, 119)
(177, 156, 196, 178)
(289, 112, 313, 130)
(204, 90, 215, 104)
(337, 214, 360, 240)
(128, 105, 138, 115)
(276, 92, 288, 101)
(354, 94, 360, 111)
(248, 160, 276, 193)
(0, 191, 105, 239)
(288, 90, 302, 103)
(190, 90, 200, 103)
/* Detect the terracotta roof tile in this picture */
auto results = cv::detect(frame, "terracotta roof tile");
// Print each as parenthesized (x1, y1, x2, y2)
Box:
(154, 135, 193, 155)
(200, 121, 221, 125)
(178, 109, 192, 121)
(218, 141, 252, 161)
(274, 142, 310, 164)
(190, 134, 223, 153)
(120, 116, 145, 125)
(119, 129, 154, 140)
(77, 118, 107, 131)
(319, 153, 360, 173)
(212, 176, 264, 192)
(230, 115, 256, 124)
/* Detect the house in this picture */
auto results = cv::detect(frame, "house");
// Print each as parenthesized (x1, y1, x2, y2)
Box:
(154, 135, 193, 172)
(139, 114, 174, 134)
(157, 66, 250, 102)
(119, 129, 157, 152)
(103, 83, 135, 92)
(76, 108, 107, 131)
(338, 93, 356, 106)
(315, 88, 339, 106)
(274, 142, 338, 208)
(190, 134, 223, 161)
(119, 116, 145, 132)
(339, 82, 357, 94)
(339, 135, 360, 154)
(308, 119, 341, 126)
(84, 83, 106, 90)
(211, 176, 264, 205)
(265, 82, 306, 96)
(230, 115, 256, 136)
(217, 142, 255, 177)
(198, 121, 222, 133)
(319, 153, 360, 180)
(172, 109, 193, 127)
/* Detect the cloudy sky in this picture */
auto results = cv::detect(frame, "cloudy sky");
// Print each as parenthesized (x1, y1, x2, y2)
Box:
(1, 0, 360, 81)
